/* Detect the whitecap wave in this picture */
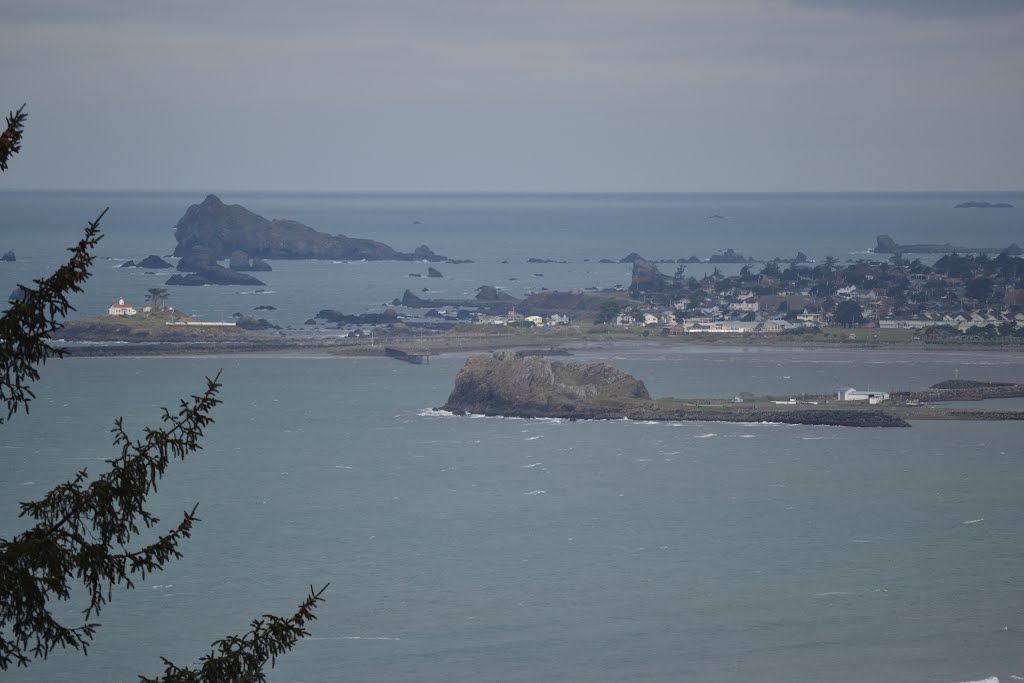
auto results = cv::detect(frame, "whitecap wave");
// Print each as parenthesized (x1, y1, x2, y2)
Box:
(694, 433, 717, 439)
(418, 408, 455, 417)
(523, 490, 546, 495)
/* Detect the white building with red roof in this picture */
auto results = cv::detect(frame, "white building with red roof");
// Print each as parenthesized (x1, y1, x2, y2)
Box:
(108, 297, 137, 316)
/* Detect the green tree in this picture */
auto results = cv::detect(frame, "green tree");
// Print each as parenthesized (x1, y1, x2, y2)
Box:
(0, 105, 324, 682)
(965, 276, 993, 303)
(834, 300, 864, 327)
(594, 299, 621, 324)
(146, 286, 170, 309)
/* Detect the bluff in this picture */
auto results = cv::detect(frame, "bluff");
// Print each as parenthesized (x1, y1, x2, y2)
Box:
(442, 352, 909, 427)
(172, 195, 446, 262)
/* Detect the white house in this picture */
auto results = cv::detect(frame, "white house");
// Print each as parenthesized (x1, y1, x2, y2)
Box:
(108, 297, 137, 316)
(837, 387, 890, 404)
(687, 321, 759, 334)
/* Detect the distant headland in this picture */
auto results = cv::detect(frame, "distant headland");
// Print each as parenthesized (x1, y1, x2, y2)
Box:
(954, 201, 1013, 209)
(873, 234, 1021, 255)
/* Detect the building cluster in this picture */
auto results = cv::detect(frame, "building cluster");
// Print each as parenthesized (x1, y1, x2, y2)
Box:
(474, 312, 570, 327)
(617, 252, 1024, 337)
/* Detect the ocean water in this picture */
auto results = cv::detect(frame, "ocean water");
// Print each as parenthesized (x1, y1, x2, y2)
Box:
(1, 348, 1023, 683)
(1, 192, 1024, 682)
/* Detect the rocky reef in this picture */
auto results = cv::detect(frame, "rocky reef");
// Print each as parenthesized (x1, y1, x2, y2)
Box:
(394, 285, 520, 311)
(120, 255, 172, 269)
(172, 194, 447, 262)
(166, 265, 266, 286)
(442, 352, 909, 427)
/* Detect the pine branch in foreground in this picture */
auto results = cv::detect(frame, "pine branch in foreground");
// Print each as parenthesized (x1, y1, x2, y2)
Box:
(0, 104, 27, 171)
(139, 585, 329, 683)
(0, 375, 223, 669)
(0, 215, 104, 424)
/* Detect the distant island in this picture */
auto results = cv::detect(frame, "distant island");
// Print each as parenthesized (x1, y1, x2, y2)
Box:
(954, 201, 1013, 209)
(172, 194, 448, 263)
(873, 234, 1021, 255)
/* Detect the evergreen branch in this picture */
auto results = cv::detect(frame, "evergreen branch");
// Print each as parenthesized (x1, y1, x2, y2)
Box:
(0, 215, 104, 424)
(0, 377, 222, 669)
(138, 585, 329, 683)
(0, 104, 26, 171)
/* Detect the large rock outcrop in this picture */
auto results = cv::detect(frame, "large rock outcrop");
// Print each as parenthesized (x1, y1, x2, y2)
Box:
(629, 258, 674, 294)
(172, 195, 447, 262)
(443, 351, 650, 416)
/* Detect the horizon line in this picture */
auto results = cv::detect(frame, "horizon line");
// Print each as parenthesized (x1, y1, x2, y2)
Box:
(1, 188, 1021, 196)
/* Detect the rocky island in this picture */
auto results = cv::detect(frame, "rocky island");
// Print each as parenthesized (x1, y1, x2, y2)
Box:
(873, 234, 1021, 256)
(954, 201, 1014, 209)
(441, 352, 910, 427)
(172, 194, 447, 262)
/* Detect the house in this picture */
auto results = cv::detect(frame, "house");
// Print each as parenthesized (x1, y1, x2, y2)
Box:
(796, 311, 824, 325)
(547, 313, 569, 326)
(525, 315, 545, 327)
(687, 321, 759, 334)
(756, 319, 797, 333)
(878, 319, 938, 329)
(837, 387, 890, 404)
(108, 297, 137, 316)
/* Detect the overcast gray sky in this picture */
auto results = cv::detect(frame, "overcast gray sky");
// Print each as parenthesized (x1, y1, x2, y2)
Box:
(2, 0, 1022, 192)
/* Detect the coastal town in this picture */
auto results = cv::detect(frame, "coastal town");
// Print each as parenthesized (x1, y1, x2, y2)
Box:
(421, 247, 1024, 340)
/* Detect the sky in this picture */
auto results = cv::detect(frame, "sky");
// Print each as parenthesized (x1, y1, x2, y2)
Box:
(2, 0, 1023, 192)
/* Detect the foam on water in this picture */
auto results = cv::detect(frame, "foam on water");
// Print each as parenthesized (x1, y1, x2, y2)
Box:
(418, 408, 455, 417)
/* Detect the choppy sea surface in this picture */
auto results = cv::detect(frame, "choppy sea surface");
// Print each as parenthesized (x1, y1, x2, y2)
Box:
(1, 192, 1024, 682)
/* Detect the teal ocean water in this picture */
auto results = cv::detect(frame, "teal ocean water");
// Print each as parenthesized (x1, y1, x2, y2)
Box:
(1, 193, 1024, 682)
